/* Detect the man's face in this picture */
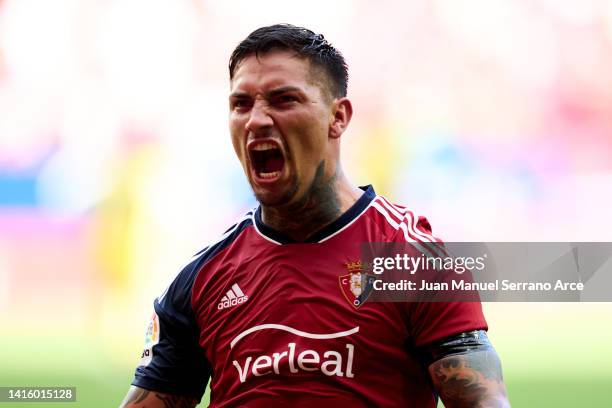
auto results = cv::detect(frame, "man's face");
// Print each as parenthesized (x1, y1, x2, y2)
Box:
(229, 50, 334, 207)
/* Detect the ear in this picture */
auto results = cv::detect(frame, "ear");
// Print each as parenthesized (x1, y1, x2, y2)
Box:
(329, 97, 353, 139)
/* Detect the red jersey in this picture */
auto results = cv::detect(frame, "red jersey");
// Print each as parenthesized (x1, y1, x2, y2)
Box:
(132, 185, 487, 407)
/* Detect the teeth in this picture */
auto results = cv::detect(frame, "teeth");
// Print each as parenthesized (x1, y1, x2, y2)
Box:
(252, 143, 278, 151)
(259, 171, 280, 179)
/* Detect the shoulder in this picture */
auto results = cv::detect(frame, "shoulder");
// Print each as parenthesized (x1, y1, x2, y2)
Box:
(156, 209, 255, 309)
(368, 194, 443, 244)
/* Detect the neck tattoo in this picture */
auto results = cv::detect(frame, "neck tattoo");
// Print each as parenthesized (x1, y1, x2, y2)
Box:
(262, 161, 342, 242)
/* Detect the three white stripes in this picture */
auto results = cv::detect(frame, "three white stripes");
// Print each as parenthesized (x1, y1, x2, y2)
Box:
(221, 283, 246, 302)
(372, 196, 447, 258)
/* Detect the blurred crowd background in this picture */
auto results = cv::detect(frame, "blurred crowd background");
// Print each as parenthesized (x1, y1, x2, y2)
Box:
(1, 0, 611, 406)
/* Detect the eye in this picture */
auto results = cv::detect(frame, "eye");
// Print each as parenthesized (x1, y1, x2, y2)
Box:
(231, 98, 252, 111)
(272, 94, 298, 106)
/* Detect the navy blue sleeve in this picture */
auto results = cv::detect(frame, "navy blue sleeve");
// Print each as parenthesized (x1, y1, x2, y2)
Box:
(132, 257, 210, 400)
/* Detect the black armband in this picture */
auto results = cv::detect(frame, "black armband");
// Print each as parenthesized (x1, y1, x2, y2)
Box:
(421, 330, 492, 366)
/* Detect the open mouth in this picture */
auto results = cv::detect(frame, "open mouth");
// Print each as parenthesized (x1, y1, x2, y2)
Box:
(248, 142, 286, 181)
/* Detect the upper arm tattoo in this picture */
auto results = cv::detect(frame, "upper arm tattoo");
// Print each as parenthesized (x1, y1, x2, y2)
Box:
(428, 349, 510, 408)
(120, 386, 199, 408)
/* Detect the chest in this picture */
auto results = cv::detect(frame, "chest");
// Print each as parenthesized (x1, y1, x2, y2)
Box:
(194, 243, 409, 372)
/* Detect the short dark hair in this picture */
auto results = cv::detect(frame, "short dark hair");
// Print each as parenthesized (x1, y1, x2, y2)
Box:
(229, 24, 348, 98)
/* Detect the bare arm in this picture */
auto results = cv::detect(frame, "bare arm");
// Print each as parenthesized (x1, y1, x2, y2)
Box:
(119, 386, 199, 408)
(428, 349, 510, 408)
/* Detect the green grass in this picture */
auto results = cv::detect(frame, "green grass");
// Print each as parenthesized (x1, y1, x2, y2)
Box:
(0, 373, 130, 407)
(505, 378, 612, 407)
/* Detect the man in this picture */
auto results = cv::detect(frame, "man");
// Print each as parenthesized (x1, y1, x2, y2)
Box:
(120, 24, 510, 407)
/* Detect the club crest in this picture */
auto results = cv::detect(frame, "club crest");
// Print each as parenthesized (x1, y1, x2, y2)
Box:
(339, 261, 376, 308)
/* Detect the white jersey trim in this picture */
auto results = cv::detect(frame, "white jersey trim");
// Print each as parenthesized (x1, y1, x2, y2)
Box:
(372, 197, 447, 258)
(377, 196, 441, 243)
(317, 199, 376, 243)
(250, 195, 375, 245)
(251, 211, 283, 245)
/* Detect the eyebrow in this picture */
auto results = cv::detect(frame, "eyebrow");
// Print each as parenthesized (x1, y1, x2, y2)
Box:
(267, 86, 302, 97)
(229, 86, 303, 99)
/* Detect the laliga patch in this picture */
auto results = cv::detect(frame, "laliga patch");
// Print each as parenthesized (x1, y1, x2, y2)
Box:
(339, 271, 376, 309)
(139, 312, 160, 366)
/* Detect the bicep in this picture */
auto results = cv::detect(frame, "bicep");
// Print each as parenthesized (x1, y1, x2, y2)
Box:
(428, 349, 509, 408)
(422, 330, 510, 408)
(119, 386, 199, 408)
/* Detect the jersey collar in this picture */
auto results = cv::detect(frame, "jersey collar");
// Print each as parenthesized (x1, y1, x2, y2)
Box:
(253, 185, 376, 245)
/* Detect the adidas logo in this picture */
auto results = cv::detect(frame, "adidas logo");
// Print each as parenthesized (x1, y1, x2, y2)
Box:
(217, 283, 249, 310)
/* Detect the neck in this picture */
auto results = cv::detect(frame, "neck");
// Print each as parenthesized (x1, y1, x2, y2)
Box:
(261, 163, 362, 242)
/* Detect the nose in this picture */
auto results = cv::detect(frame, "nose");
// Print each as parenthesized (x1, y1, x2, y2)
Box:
(245, 100, 273, 135)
